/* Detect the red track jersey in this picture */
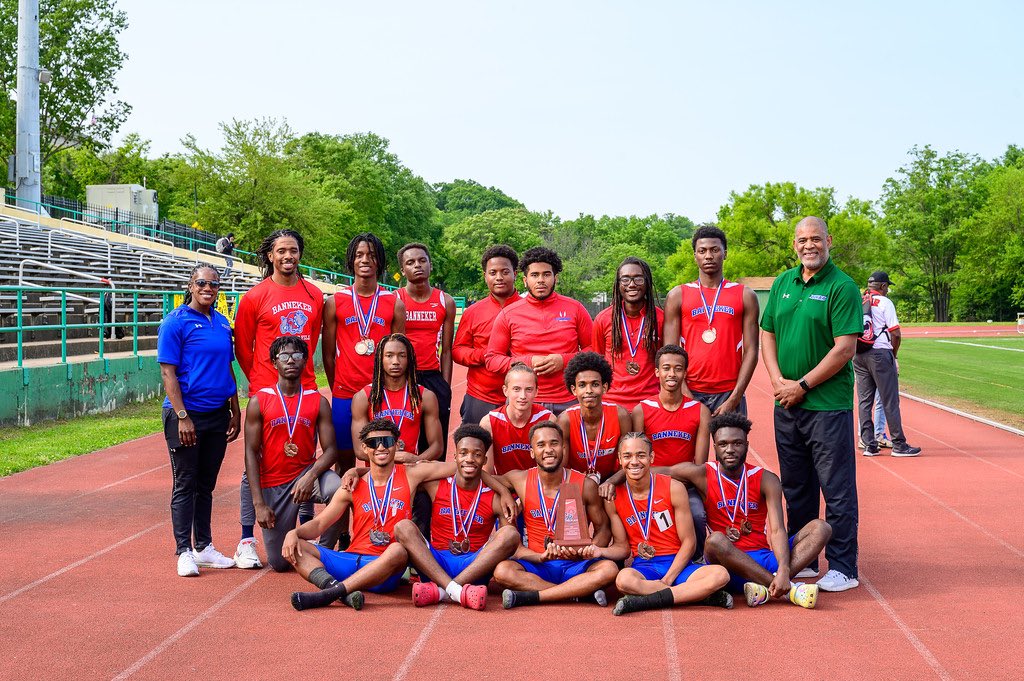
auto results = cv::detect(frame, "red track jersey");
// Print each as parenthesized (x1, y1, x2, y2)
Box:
(564, 403, 622, 480)
(453, 292, 521, 403)
(255, 387, 321, 488)
(362, 383, 425, 453)
(592, 306, 664, 411)
(234, 278, 324, 395)
(614, 474, 682, 558)
(348, 465, 413, 556)
(488, 404, 553, 475)
(429, 477, 497, 552)
(677, 280, 745, 393)
(704, 461, 769, 552)
(331, 286, 399, 399)
(522, 467, 588, 553)
(485, 293, 594, 403)
(640, 397, 702, 467)
(398, 287, 445, 372)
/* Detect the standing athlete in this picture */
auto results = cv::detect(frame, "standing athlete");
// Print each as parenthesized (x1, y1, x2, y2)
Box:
(663, 225, 760, 416)
(453, 245, 522, 425)
(664, 413, 831, 608)
(485, 246, 593, 415)
(234, 229, 325, 568)
(480, 363, 555, 475)
(602, 433, 732, 616)
(397, 243, 456, 457)
(558, 352, 632, 483)
(592, 257, 663, 411)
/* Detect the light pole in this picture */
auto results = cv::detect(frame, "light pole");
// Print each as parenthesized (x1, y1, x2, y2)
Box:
(14, 0, 42, 211)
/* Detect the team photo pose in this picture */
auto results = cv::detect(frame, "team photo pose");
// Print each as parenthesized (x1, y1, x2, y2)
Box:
(601, 433, 732, 616)
(592, 256, 663, 411)
(663, 413, 830, 608)
(453, 245, 522, 425)
(485, 246, 594, 414)
(492, 422, 619, 609)
(558, 352, 631, 483)
(480, 363, 555, 475)
(663, 225, 759, 416)
(243, 337, 341, 573)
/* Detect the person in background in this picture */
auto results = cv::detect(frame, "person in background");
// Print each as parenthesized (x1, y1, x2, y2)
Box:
(216, 232, 236, 280)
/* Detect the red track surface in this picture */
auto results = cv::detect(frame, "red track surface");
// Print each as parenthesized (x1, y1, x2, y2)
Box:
(900, 323, 1019, 338)
(3, 340, 1022, 680)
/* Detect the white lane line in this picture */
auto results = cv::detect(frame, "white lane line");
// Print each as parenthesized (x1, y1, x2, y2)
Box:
(0, 521, 165, 605)
(111, 569, 269, 680)
(935, 340, 1024, 352)
(392, 604, 446, 681)
(899, 392, 1024, 438)
(861, 573, 952, 681)
(902, 424, 1024, 481)
(870, 459, 1024, 560)
(661, 609, 683, 681)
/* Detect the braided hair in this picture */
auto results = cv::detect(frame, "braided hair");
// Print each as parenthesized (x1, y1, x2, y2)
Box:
(256, 229, 315, 301)
(367, 333, 421, 416)
(183, 264, 219, 306)
(610, 256, 660, 356)
(346, 233, 387, 282)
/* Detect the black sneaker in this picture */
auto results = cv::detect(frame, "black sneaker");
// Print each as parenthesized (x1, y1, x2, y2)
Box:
(891, 445, 922, 458)
(863, 443, 881, 457)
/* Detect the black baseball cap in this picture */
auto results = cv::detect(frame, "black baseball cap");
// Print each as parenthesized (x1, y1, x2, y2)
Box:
(868, 271, 891, 285)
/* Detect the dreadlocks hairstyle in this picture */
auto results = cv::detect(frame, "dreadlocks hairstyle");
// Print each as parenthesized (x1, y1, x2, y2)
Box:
(346, 232, 387, 282)
(257, 229, 316, 302)
(481, 244, 519, 272)
(563, 351, 613, 392)
(183, 264, 219, 306)
(367, 333, 421, 416)
(519, 246, 562, 275)
(611, 256, 660, 355)
(268, 335, 309, 363)
(690, 224, 727, 251)
(709, 411, 752, 438)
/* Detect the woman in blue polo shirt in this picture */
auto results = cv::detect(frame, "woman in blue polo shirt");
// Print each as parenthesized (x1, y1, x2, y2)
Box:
(158, 264, 242, 577)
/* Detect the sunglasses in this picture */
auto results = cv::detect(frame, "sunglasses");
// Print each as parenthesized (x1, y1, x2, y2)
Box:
(193, 279, 221, 289)
(363, 435, 397, 450)
(275, 352, 306, 362)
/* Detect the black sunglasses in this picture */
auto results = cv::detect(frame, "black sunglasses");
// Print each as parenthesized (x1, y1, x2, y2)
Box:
(362, 435, 397, 450)
(193, 279, 221, 290)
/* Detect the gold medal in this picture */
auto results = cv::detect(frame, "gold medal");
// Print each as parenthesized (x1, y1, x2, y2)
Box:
(702, 327, 717, 344)
(397, 438, 405, 451)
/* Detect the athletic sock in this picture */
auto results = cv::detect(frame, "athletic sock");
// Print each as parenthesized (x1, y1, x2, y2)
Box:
(612, 589, 674, 616)
(699, 589, 735, 609)
(308, 567, 339, 590)
(445, 581, 463, 603)
(501, 589, 540, 609)
(241, 525, 255, 541)
(291, 582, 349, 611)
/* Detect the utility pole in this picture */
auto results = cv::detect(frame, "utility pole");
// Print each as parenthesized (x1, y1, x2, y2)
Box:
(14, 0, 42, 210)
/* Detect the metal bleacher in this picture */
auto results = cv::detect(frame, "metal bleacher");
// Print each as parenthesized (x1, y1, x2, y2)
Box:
(0, 214, 262, 364)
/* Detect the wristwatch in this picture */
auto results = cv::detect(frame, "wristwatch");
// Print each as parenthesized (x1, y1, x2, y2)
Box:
(798, 379, 812, 392)
(176, 409, 188, 419)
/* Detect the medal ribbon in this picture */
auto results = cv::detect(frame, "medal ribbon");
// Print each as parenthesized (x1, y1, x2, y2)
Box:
(696, 280, 725, 331)
(274, 384, 304, 443)
(537, 469, 568, 535)
(367, 468, 396, 529)
(351, 285, 381, 339)
(713, 462, 748, 524)
(576, 410, 605, 473)
(382, 386, 409, 433)
(449, 477, 485, 540)
(625, 474, 656, 542)
(620, 305, 646, 359)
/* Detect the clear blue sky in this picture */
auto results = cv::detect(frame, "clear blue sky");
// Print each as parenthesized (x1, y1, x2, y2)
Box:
(115, 0, 1023, 223)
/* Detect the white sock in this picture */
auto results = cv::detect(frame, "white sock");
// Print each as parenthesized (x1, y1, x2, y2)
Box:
(445, 581, 463, 603)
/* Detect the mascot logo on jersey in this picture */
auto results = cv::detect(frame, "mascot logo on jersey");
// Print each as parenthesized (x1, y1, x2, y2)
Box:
(279, 310, 309, 335)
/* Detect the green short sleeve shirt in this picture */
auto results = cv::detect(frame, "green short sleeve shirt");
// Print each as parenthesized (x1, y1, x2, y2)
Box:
(760, 258, 863, 411)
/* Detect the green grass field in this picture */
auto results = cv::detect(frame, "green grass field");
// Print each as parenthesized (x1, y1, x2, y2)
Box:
(897, 336, 1024, 429)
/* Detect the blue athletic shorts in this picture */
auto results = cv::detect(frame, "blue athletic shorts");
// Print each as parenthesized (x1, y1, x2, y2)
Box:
(427, 546, 490, 586)
(726, 536, 795, 592)
(331, 397, 354, 451)
(630, 555, 702, 586)
(317, 546, 404, 594)
(513, 558, 597, 584)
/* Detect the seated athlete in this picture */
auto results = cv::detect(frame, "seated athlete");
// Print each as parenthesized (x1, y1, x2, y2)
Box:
(558, 352, 631, 483)
(480, 362, 555, 475)
(285, 419, 513, 611)
(492, 422, 619, 608)
(664, 412, 830, 608)
(393, 424, 521, 610)
(602, 433, 732, 615)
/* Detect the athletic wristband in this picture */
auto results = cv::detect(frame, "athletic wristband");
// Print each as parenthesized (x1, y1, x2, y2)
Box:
(798, 379, 812, 392)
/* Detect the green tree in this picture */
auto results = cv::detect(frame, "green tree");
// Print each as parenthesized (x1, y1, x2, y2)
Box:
(439, 207, 545, 296)
(0, 0, 130, 176)
(434, 179, 523, 215)
(881, 146, 989, 321)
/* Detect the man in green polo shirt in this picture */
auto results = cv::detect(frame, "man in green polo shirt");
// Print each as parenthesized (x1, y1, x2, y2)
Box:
(760, 216, 862, 594)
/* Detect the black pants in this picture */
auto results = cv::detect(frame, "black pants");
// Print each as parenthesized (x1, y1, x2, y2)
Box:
(417, 370, 451, 460)
(854, 349, 907, 448)
(163, 406, 230, 555)
(774, 405, 858, 578)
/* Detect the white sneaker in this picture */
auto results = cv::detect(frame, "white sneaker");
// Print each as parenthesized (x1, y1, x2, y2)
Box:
(193, 544, 235, 569)
(234, 538, 263, 569)
(177, 551, 199, 577)
(816, 569, 859, 592)
(794, 567, 818, 579)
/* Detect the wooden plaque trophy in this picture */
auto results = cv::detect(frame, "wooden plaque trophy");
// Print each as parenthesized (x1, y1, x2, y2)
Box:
(553, 482, 593, 547)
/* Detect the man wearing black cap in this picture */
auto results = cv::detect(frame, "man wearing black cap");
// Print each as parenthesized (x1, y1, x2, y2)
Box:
(854, 271, 921, 458)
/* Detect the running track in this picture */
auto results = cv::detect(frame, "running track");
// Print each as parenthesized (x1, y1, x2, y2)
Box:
(2, 341, 1022, 680)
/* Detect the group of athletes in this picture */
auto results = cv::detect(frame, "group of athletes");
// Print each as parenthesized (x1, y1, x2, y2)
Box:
(225, 225, 836, 615)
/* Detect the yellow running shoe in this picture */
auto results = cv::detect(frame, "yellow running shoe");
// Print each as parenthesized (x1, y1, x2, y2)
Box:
(743, 582, 770, 607)
(789, 582, 818, 609)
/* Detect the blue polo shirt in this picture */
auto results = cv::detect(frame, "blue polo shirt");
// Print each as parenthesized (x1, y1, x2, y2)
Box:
(157, 305, 237, 412)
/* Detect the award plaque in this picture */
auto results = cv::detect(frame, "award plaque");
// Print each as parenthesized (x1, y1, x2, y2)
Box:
(553, 482, 593, 547)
